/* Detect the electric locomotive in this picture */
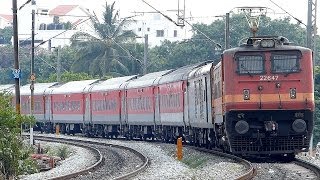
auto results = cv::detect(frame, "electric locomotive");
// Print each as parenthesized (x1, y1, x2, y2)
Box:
(219, 36, 314, 156)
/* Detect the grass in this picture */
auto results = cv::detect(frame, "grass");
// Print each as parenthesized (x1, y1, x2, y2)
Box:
(181, 156, 208, 169)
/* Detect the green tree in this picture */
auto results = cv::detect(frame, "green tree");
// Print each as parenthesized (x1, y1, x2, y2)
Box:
(0, 93, 36, 179)
(71, 1, 137, 77)
(0, 26, 13, 44)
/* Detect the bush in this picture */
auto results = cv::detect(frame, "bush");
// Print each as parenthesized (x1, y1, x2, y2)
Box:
(0, 93, 36, 179)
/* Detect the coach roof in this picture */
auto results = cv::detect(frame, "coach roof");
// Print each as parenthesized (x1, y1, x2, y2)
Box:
(0, 84, 15, 93)
(90, 75, 138, 92)
(51, 79, 99, 94)
(126, 70, 172, 89)
(158, 61, 212, 84)
(20, 82, 59, 96)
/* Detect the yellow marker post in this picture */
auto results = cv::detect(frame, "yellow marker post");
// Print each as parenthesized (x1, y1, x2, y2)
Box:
(55, 124, 60, 135)
(176, 137, 183, 160)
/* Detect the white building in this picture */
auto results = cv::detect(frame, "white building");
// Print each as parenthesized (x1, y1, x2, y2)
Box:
(128, 12, 192, 47)
(17, 4, 193, 49)
(18, 4, 94, 49)
(0, 14, 12, 29)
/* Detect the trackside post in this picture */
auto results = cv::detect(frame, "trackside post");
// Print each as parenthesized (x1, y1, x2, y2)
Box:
(177, 137, 183, 160)
(56, 124, 60, 135)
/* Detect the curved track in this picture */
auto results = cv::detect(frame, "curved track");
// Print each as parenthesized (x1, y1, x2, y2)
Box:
(29, 135, 149, 180)
(293, 158, 320, 178)
(189, 147, 255, 180)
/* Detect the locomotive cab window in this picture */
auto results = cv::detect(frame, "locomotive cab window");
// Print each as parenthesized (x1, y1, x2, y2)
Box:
(236, 54, 265, 75)
(271, 52, 301, 74)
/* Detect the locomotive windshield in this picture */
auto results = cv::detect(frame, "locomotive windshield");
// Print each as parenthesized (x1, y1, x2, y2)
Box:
(236, 55, 264, 75)
(271, 52, 300, 73)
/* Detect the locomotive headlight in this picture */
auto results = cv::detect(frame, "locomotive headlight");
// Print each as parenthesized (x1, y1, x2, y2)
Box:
(243, 89, 250, 100)
(292, 119, 306, 133)
(235, 120, 249, 134)
(290, 88, 297, 99)
(260, 39, 275, 48)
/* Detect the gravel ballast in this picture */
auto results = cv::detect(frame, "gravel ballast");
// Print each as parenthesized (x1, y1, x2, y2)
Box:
(24, 134, 248, 179)
(19, 141, 96, 180)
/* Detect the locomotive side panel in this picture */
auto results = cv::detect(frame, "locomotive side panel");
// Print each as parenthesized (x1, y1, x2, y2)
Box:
(212, 62, 223, 125)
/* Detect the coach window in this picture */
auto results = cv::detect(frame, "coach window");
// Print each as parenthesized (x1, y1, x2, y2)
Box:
(236, 54, 265, 75)
(271, 52, 301, 74)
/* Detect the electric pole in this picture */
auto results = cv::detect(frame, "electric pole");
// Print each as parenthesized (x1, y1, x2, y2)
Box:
(307, 0, 317, 51)
(143, 34, 148, 75)
(12, 0, 21, 115)
(307, 0, 317, 155)
(30, 0, 36, 145)
(225, 13, 230, 50)
(57, 46, 61, 82)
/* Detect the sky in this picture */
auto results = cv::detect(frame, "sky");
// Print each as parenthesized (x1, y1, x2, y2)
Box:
(0, 0, 312, 25)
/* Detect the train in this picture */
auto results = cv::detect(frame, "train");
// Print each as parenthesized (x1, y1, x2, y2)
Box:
(1, 36, 314, 157)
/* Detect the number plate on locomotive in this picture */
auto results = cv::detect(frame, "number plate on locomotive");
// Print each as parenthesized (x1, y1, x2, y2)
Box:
(259, 75, 278, 81)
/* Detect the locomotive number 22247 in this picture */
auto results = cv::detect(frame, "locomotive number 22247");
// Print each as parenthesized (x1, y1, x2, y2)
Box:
(259, 75, 279, 81)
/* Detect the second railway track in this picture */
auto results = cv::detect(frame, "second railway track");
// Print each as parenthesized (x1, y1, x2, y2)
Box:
(24, 135, 149, 180)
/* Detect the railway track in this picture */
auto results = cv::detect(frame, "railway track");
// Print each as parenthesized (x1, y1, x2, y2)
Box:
(189, 147, 255, 180)
(292, 158, 320, 179)
(26, 135, 149, 180)
(252, 157, 320, 179)
(29, 133, 320, 179)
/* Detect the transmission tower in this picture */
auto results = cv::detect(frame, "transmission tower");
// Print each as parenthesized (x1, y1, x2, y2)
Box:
(177, 0, 185, 26)
(307, 0, 317, 51)
(307, 0, 317, 154)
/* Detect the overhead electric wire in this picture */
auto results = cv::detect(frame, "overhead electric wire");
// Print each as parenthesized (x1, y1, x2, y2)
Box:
(141, 0, 180, 26)
(268, 0, 307, 26)
(141, 0, 222, 49)
(36, 17, 91, 48)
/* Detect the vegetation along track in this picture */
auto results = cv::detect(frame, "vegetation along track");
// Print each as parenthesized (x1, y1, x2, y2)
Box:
(30, 135, 149, 180)
(189, 146, 255, 180)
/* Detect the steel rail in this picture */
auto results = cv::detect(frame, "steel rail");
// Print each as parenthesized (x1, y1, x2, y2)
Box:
(30, 135, 149, 180)
(188, 147, 255, 180)
(294, 158, 320, 179)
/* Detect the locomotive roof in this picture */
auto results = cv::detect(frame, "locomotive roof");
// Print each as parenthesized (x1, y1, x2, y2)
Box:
(0, 84, 15, 93)
(158, 61, 212, 84)
(126, 70, 172, 89)
(224, 44, 310, 54)
(51, 79, 100, 94)
(20, 82, 59, 95)
(90, 75, 138, 92)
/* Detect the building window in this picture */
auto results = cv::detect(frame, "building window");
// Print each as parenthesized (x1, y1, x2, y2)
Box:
(156, 30, 164, 37)
(174, 30, 178, 37)
(138, 28, 142, 31)
(147, 27, 150, 31)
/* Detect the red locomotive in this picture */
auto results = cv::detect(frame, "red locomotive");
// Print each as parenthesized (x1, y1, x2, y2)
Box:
(219, 36, 314, 156)
(3, 36, 314, 157)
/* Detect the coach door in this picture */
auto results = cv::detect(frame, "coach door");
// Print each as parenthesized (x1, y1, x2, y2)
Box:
(84, 93, 91, 124)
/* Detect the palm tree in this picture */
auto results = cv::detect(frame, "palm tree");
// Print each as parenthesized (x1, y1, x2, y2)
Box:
(71, 1, 138, 77)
